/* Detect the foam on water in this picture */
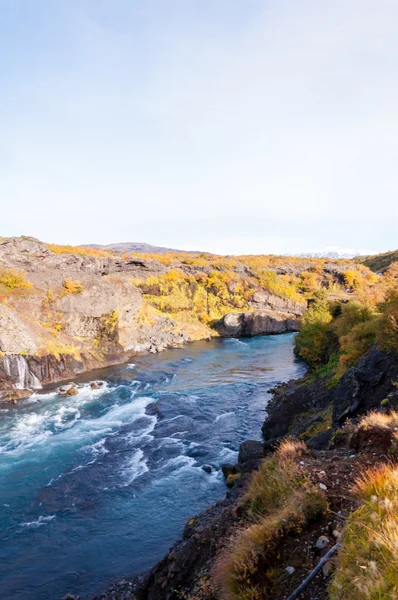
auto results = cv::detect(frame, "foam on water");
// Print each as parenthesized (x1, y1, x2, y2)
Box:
(120, 449, 149, 486)
(162, 455, 196, 472)
(20, 515, 55, 528)
(215, 411, 235, 423)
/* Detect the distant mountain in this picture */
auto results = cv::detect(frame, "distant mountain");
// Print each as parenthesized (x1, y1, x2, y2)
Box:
(290, 246, 375, 259)
(82, 242, 200, 254)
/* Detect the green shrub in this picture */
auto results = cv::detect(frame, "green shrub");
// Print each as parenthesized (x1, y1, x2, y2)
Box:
(295, 301, 334, 367)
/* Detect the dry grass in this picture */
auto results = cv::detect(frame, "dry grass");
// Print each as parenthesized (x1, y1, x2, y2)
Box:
(213, 440, 328, 600)
(330, 464, 398, 600)
(359, 410, 398, 430)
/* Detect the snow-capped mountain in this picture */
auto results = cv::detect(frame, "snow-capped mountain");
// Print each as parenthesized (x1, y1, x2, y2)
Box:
(289, 246, 375, 259)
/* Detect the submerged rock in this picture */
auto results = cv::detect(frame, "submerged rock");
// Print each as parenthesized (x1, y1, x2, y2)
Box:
(201, 465, 212, 474)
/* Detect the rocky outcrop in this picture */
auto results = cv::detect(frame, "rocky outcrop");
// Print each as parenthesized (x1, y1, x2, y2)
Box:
(0, 304, 39, 354)
(332, 347, 398, 426)
(261, 347, 398, 447)
(215, 309, 299, 337)
(0, 237, 167, 281)
(250, 291, 307, 316)
(0, 353, 86, 401)
(261, 378, 332, 443)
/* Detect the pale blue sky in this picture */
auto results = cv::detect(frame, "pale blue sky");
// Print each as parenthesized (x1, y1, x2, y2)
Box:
(1, 0, 397, 254)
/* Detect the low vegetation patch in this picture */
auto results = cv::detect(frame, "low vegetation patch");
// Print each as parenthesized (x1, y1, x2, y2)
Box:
(62, 277, 83, 295)
(47, 243, 114, 257)
(0, 267, 32, 290)
(213, 440, 328, 600)
(330, 463, 398, 600)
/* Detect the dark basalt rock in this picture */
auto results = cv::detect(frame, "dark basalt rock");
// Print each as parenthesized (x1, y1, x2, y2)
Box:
(262, 378, 331, 442)
(238, 439, 264, 463)
(332, 347, 398, 427)
(307, 429, 333, 450)
(262, 346, 398, 448)
(221, 464, 237, 478)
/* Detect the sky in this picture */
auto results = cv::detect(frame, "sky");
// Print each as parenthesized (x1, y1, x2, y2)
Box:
(0, 0, 397, 255)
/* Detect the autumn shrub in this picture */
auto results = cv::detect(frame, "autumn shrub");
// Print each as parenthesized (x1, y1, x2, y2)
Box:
(334, 302, 377, 337)
(47, 243, 113, 257)
(133, 270, 253, 322)
(0, 267, 32, 289)
(330, 464, 398, 600)
(255, 269, 302, 302)
(62, 278, 83, 295)
(338, 319, 379, 373)
(102, 310, 119, 339)
(377, 289, 398, 352)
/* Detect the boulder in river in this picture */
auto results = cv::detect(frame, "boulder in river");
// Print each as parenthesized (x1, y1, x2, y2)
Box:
(59, 383, 78, 396)
(90, 381, 104, 390)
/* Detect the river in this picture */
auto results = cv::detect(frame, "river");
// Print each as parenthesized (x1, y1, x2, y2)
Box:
(0, 333, 305, 600)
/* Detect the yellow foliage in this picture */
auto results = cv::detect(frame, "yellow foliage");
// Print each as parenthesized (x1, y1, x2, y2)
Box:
(37, 341, 81, 361)
(133, 270, 254, 323)
(62, 278, 83, 295)
(102, 310, 119, 337)
(343, 270, 366, 290)
(0, 267, 32, 289)
(47, 243, 113, 257)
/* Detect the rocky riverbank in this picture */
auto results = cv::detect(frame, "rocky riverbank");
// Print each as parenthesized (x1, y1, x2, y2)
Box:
(87, 345, 398, 600)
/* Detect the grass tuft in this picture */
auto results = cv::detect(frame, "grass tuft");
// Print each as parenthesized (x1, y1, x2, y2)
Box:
(330, 464, 398, 599)
(359, 410, 398, 430)
(213, 440, 327, 600)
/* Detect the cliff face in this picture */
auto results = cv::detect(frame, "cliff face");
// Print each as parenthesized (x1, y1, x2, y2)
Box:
(0, 238, 188, 398)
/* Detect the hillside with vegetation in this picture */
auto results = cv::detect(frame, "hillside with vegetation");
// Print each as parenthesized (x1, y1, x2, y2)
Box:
(0, 235, 381, 401)
(356, 249, 398, 272)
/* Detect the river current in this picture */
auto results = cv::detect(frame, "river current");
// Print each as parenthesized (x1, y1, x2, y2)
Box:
(0, 334, 305, 600)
